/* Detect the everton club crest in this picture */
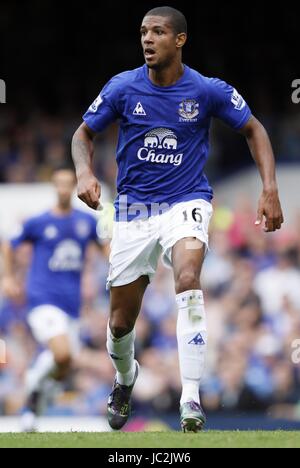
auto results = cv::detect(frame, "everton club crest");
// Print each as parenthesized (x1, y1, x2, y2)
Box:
(179, 99, 199, 122)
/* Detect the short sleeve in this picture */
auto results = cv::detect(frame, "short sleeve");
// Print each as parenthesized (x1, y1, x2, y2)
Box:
(83, 76, 122, 133)
(10, 218, 36, 249)
(208, 78, 252, 130)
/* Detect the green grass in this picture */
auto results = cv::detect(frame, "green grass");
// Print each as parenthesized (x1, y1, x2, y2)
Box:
(0, 431, 299, 448)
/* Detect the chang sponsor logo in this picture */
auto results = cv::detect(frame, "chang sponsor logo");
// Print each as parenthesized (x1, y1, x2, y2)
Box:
(49, 240, 82, 271)
(137, 128, 183, 166)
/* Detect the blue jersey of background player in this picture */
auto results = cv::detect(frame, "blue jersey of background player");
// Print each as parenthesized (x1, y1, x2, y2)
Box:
(72, 6, 283, 433)
(2, 165, 104, 431)
(10, 198, 97, 319)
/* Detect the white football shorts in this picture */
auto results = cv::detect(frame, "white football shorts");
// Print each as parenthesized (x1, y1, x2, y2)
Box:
(27, 305, 80, 351)
(106, 199, 213, 289)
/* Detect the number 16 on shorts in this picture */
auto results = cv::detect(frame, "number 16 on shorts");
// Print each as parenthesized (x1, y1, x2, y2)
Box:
(181, 202, 212, 252)
(183, 207, 203, 224)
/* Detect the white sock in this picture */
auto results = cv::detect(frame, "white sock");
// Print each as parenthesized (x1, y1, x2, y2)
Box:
(176, 290, 207, 406)
(106, 324, 136, 386)
(25, 350, 56, 397)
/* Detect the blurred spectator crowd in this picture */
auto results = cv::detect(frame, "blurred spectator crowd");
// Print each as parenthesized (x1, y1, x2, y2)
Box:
(1, 196, 300, 420)
(0, 110, 117, 193)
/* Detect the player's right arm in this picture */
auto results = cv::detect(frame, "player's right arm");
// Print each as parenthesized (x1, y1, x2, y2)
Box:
(72, 75, 122, 211)
(1, 241, 22, 301)
(72, 123, 101, 211)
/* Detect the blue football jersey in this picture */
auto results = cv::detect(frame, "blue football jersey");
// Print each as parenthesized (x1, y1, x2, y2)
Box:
(83, 65, 252, 221)
(10, 210, 98, 318)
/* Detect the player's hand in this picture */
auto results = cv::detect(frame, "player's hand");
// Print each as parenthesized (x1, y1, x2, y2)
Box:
(255, 189, 284, 233)
(1, 275, 23, 301)
(77, 171, 102, 211)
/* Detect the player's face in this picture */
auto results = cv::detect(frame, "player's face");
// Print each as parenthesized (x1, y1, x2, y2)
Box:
(141, 16, 185, 70)
(53, 170, 76, 208)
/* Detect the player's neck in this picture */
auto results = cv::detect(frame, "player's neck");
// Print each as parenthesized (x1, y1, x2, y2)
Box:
(52, 205, 73, 216)
(148, 61, 185, 87)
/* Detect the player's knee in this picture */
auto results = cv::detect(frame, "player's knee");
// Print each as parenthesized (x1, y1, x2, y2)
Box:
(109, 319, 134, 340)
(175, 269, 200, 294)
(54, 352, 72, 373)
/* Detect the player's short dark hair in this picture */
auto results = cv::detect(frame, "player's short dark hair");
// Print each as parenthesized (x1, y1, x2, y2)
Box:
(145, 6, 187, 35)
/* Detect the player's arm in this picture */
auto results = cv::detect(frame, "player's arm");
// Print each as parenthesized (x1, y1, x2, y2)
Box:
(94, 240, 111, 260)
(1, 240, 22, 300)
(209, 78, 283, 233)
(239, 116, 284, 233)
(72, 123, 101, 211)
(73, 77, 121, 211)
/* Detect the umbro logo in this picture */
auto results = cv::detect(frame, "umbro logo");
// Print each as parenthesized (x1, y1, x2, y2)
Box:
(188, 333, 205, 346)
(133, 102, 146, 116)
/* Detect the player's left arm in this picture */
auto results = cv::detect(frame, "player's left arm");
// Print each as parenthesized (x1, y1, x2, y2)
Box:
(239, 115, 284, 233)
(1, 240, 23, 301)
(93, 240, 110, 259)
(88, 215, 111, 259)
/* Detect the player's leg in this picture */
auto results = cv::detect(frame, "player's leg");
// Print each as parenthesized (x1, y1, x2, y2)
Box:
(108, 275, 149, 382)
(106, 214, 161, 430)
(172, 238, 207, 432)
(48, 334, 72, 380)
(22, 334, 73, 432)
(22, 306, 74, 431)
(107, 275, 149, 430)
(25, 335, 72, 395)
(159, 199, 213, 432)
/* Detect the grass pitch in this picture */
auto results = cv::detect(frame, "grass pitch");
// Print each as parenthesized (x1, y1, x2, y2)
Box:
(0, 431, 299, 448)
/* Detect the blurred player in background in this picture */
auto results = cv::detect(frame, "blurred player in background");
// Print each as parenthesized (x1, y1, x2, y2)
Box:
(72, 6, 284, 432)
(1, 165, 105, 431)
